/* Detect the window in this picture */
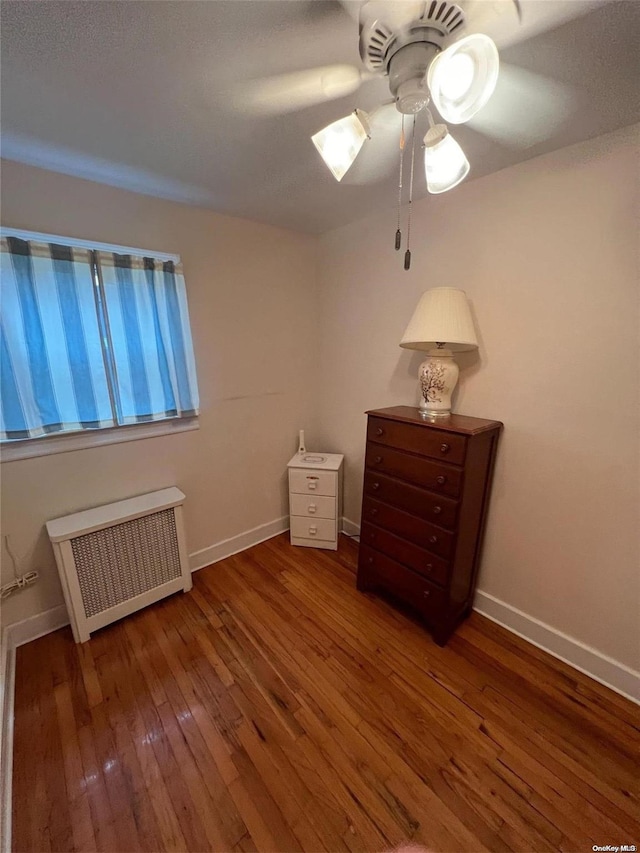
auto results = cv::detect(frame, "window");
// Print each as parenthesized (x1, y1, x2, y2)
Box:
(1, 231, 199, 450)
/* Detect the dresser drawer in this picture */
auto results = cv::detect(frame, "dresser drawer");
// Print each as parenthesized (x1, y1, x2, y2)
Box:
(290, 493, 336, 519)
(367, 417, 466, 466)
(289, 469, 337, 497)
(364, 471, 458, 530)
(362, 498, 454, 559)
(365, 443, 462, 498)
(360, 523, 449, 587)
(359, 545, 446, 618)
(290, 516, 337, 542)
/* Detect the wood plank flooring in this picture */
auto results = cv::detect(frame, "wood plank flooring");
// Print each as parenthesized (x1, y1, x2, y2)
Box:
(12, 533, 640, 852)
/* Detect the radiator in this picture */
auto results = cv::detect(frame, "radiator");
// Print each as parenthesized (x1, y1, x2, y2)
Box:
(46, 487, 191, 643)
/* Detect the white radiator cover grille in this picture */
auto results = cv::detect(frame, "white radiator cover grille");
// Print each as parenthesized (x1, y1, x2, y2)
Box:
(47, 487, 191, 643)
(71, 508, 182, 618)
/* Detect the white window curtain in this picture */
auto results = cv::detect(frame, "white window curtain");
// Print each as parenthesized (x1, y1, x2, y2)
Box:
(1, 237, 199, 441)
(1, 237, 114, 439)
(97, 252, 199, 425)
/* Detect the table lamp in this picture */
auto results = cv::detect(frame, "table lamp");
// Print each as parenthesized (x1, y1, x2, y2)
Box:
(400, 287, 478, 417)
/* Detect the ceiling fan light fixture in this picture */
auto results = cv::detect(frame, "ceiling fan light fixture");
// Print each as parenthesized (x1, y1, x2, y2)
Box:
(311, 109, 370, 181)
(427, 34, 500, 124)
(423, 124, 470, 194)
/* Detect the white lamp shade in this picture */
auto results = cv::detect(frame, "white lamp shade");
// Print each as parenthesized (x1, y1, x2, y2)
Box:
(311, 109, 370, 181)
(424, 124, 470, 194)
(400, 287, 478, 352)
(428, 34, 500, 124)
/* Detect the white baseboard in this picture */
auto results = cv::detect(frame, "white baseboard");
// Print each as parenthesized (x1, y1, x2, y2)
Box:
(0, 601, 72, 851)
(189, 516, 289, 572)
(0, 628, 15, 853)
(4, 604, 70, 649)
(341, 517, 361, 539)
(473, 590, 639, 704)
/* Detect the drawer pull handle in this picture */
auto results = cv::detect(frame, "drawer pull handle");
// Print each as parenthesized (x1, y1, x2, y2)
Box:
(433, 506, 442, 515)
(376, 427, 384, 436)
(440, 443, 450, 454)
(436, 475, 446, 485)
(370, 508, 378, 516)
(308, 482, 317, 490)
(425, 563, 433, 573)
(423, 590, 431, 598)
(309, 526, 317, 535)
(374, 456, 383, 464)
(429, 535, 438, 544)
(372, 482, 380, 491)
(308, 504, 317, 513)
(367, 556, 374, 565)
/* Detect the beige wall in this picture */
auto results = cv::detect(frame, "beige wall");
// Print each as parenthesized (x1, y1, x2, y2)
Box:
(2, 126, 638, 675)
(316, 125, 639, 671)
(0, 160, 319, 626)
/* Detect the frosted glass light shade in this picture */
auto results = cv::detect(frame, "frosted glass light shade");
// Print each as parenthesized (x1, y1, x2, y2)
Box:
(428, 34, 499, 124)
(400, 287, 478, 353)
(311, 109, 370, 181)
(423, 125, 470, 194)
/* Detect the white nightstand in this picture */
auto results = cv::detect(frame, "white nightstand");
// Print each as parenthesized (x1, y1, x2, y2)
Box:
(287, 452, 344, 550)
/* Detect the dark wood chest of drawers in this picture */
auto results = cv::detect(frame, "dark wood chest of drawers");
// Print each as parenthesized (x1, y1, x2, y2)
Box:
(357, 406, 502, 645)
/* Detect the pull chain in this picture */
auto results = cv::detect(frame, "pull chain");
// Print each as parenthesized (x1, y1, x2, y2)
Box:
(404, 114, 417, 271)
(395, 115, 405, 251)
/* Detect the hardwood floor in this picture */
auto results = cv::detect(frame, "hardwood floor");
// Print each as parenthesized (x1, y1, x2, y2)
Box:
(12, 533, 640, 852)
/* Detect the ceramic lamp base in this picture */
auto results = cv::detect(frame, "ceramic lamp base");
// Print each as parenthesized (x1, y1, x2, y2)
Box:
(418, 349, 459, 417)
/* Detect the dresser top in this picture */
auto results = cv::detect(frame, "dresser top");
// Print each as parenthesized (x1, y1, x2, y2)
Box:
(288, 452, 344, 471)
(366, 406, 502, 435)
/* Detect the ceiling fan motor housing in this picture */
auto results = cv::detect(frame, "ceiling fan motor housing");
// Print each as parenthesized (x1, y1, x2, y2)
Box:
(389, 41, 439, 114)
(359, 0, 466, 114)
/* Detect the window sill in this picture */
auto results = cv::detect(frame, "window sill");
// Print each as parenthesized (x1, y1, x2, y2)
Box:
(0, 417, 199, 463)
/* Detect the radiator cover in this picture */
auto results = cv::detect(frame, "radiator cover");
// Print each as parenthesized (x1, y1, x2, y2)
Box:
(46, 488, 191, 643)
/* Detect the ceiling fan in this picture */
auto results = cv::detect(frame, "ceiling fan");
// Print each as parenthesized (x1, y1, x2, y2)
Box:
(310, 0, 523, 267)
(233, 0, 581, 268)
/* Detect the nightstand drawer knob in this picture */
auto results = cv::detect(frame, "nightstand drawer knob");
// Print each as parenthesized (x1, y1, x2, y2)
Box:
(308, 482, 317, 490)
(440, 443, 450, 454)
(374, 456, 383, 464)
(367, 556, 374, 565)
(308, 504, 317, 513)
(436, 475, 446, 485)
(370, 508, 378, 516)
(309, 526, 317, 535)
(423, 590, 431, 598)
(372, 482, 380, 491)
(425, 563, 433, 573)
(433, 506, 442, 515)
(376, 427, 384, 436)
(429, 535, 438, 544)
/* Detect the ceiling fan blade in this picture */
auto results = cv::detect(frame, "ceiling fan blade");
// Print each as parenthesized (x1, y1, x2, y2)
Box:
(359, 1, 426, 37)
(232, 64, 368, 116)
(467, 62, 578, 148)
(460, 0, 606, 49)
(335, 0, 363, 23)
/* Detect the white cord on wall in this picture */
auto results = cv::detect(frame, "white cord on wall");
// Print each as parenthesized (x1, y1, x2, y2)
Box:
(1, 536, 38, 599)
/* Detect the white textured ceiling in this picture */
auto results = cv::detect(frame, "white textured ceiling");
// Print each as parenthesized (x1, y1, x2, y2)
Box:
(1, 0, 639, 234)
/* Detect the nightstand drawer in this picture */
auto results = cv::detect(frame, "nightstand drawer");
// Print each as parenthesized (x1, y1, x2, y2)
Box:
(365, 443, 462, 498)
(289, 469, 337, 497)
(364, 471, 458, 530)
(290, 494, 336, 519)
(367, 417, 466, 465)
(290, 516, 337, 542)
(359, 545, 446, 618)
(360, 523, 449, 586)
(362, 497, 454, 559)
